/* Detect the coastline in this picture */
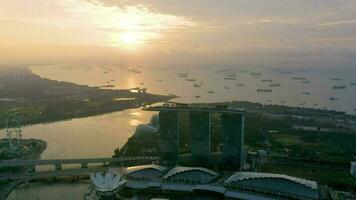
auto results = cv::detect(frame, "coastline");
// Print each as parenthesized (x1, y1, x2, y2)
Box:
(0, 66, 175, 129)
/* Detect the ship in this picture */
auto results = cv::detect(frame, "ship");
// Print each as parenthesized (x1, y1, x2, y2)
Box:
(236, 83, 246, 87)
(333, 85, 346, 89)
(193, 84, 201, 88)
(177, 72, 188, 78)
(257, 89, 272, 92)
(330, 78, 343, 81)
(292, 77, 306, 80)
(269, 83, 281, 87)
(261, 79, 273, 83)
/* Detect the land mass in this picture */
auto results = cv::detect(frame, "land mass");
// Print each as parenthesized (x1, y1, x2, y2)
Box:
(115, 101, 356, 192)
(0, 67, 174, 129)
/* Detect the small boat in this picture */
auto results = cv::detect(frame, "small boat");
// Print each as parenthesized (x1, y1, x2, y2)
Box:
(279, 71, 294, 74)
(185, 78, 196, 82)
(261, 79, 273, 83)
(100, 84, 115, 88)
(177, 72, 188, 78)
(269, 83, 281, 87)
(292, 77, 306, 80)
(333, 85, 346, 89)
(257, 89, 272, 92)
(251, 72, 262, 75)
(236, 83, 245, 87)
(331, 78, 343, 81)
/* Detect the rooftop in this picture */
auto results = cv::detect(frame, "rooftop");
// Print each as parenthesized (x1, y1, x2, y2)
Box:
(163, 166, 219, 180)
(225, 172, 318, 190)
(143, 103, 245, 114)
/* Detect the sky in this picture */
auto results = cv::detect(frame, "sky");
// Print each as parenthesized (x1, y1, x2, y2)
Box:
(1, 0, 356, 67)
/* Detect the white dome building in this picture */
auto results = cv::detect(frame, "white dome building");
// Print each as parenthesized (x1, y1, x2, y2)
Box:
(133, 124, 158, 138)
(90, 172, 126, 198)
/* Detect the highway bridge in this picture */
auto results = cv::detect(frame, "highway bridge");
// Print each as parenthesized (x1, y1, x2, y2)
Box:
(0, 156, 159, 181)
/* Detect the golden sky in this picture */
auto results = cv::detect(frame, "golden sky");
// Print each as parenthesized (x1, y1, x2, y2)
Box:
(1, 0, 356, 67)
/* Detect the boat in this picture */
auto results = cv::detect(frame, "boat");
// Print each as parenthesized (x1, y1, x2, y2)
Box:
(333, 85, 346, 89)
(185, 78, 196, 82)
(302, 92, 311, 95)
(193, 84, 201, 88)
(100, 84, 115, 88)
(224, 86, 230, 89)
(236, 83, 245, 87)
(329, 97, 338, 101)
(331, 78, 343, 81)
(224, 77, 236, 80)
(269, 83, 281, 87)
(195, 95, 201, 98)
(257, 89, 272, 92)
(250, 72, 262, 76)
(261, 79, 273, 83)
(279, 71, 294, 74)
(350, 83, 356, 86)
(208, 91, 214, 94)
(177, 72, 188, 78)
(292, 77, 306, 80)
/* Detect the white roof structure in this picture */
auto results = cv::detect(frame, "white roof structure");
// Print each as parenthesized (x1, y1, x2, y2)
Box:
(125, 164, 167, 175)
(225, 172, 318, 190)
(163, 166, 218, 179)
(90, 172, 126, 192)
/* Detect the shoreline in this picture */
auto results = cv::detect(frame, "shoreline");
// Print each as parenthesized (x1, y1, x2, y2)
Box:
(0, 67, 175, 129)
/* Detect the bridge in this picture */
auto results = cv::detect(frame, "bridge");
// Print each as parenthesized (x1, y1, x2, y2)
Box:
(0, 156, 159, 181)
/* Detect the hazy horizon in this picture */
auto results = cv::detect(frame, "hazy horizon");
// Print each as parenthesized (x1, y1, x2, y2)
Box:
(1, 0, 356, 68)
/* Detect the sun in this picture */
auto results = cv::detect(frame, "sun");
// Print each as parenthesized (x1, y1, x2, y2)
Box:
(119, 31, 143, 48)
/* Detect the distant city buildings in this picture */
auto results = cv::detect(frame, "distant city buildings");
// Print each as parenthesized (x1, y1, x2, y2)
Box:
(144, 103, 245, 169)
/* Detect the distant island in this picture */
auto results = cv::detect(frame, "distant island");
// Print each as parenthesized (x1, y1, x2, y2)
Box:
(0, 67, 174, 129)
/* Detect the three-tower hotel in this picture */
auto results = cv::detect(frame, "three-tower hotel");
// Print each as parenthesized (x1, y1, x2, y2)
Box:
(144, 103, 245, 170)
